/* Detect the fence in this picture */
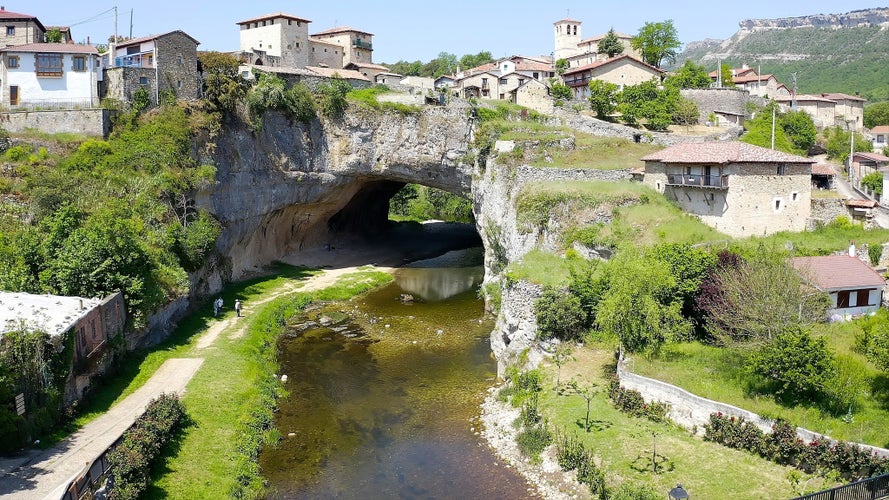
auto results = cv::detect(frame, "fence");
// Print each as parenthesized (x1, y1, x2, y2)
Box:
(2, 98, 98, 112)
(791, 473, 889, 500)
(59, 445, 118, 500)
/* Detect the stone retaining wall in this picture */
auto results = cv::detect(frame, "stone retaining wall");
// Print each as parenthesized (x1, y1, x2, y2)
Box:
(0, 109, 109, 137)
(616, 353, 889, 458)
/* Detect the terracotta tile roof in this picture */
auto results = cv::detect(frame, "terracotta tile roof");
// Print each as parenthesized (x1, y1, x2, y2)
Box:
(821, 92, 866, 102)
(515, 61, 555, 72)
(872, 126, 889, 134)
(732, 74, 775, 84)
(846, 199, 879, 208)
(776, 94, 836, 103)
(304, 66, 370, 81)
(2, 43, 97, 54)
(854, 152, 889, 162)
(562, 54, 664, 76)
(642, 141, 814, 165)
(579, 31, 633, 43)
(790, 255, 886, 290)
(236, 12, 312, 25)
(0, 7, 45, 31)
(115, 30, 200, 48)
(811, 163, 836, 176)
(308, 37, 341, 47)
(312, 26, 373, 37)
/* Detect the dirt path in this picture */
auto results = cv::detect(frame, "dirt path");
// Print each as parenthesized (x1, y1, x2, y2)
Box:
(0, 358, 204, 500)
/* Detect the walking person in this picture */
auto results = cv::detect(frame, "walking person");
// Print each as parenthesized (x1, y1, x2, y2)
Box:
(213, 299, 219, 317)
(235, 299, 242, 317)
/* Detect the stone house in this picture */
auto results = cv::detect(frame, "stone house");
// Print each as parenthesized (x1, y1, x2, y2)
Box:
(509, 78, 553, 115)
(310, 26, 374, 67)
(776, 94, 839, 129)
(851, 151, 889, 183)
(374, 71, 402, 85)
(872, 125, 889, 152)
(400, 76, 436, 92)
(345, 62, 391, 82)
(642, 141, 814, 237)
(1, 42, 102, 109)
(103, 30, 200, 105)
(822, 92, 866, 129)
(790, 254, 886, 319)
(553, 18, 640, 68)
(562, 55, 664, 99)
(457, 70, 499, 99)
(0, 291, 126, 401)
(237, 12, 313, 67)
(0, 6, 45, 48)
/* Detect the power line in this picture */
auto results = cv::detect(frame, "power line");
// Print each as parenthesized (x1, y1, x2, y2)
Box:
(67, 7, 116, 28)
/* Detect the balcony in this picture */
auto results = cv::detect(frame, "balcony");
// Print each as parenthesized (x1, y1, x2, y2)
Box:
(353, 39, 373, 50)
(666, 173, 729, 189)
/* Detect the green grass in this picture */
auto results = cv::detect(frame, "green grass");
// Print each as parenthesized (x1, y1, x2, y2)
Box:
(539, 347, 837, 498)
(52, 263, 391, 498)
(347, 86, 421, 115)
(530, 133, 661, 170)
(505, 249, 579, 287)
(741, 220, 889, 257)
(631, 333, 889, 448)
(12, 128, 91, 145)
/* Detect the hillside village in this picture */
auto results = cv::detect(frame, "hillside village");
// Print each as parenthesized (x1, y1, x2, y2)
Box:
(3, 4, 889, 500)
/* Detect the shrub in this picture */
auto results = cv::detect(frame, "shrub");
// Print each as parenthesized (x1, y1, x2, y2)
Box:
(520, 393, 542, 427)
(869, 244, 883, 267)
(132, 86, 151, 113)
(747, 327, 836, 405)
(857, 311, 889, 370)
(317, 76, 351, 118)
(610, 483, 663, 500)
(516, 425, 552, 462)
(608, 377, 670, 422)
(861, 171, 883, 196)
(535, 287, 587, 341)
(4, 144, 33, 162)
(555, 430, 587, 471)
(283, 83, 316, 124)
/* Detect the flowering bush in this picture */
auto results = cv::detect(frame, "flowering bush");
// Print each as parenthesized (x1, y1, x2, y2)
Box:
(608, 377, 670, 422)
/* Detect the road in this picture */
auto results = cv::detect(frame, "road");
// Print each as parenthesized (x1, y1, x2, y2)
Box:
(822, 160, 889, 229)
(0, 358, 204, 500)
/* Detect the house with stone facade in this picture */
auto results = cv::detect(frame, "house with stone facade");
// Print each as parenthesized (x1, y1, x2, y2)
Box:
(822, 92, 866, 128)
(776, 94, 840, 129)
(791, 254, 886, 319)
(103, 30, 200, 106)
(0, 6, 45, 48)
(509, 78, 553, 115)
(562, 54, 664, 99)
(553, 18, 641, 70)
(454, 55, 554, 100)
(642, 141, 814, 237)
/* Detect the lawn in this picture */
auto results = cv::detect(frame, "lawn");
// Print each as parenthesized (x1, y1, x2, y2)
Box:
(538, 347, 837, 499)
(631, 331, 889, 448)
(530, 133, 661, 170)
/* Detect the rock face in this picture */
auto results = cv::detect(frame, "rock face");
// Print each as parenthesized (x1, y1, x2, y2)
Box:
(739, 8, 889, 30)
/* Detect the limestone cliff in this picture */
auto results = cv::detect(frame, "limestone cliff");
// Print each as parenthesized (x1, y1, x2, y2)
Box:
(739, 8, 889, 30)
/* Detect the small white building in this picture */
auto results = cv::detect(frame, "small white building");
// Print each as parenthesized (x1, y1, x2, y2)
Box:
(791, 254, 886, 319)
(0, 42, 102, 109)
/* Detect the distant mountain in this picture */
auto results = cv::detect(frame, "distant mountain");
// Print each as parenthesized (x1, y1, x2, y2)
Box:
(676, 8, 889, 101)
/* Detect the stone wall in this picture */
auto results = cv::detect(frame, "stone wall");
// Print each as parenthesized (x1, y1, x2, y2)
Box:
(0, 109, 109, 137)
(491, 279, 544, 374)
(680, 88, 758, 125)
(156, 32, 201, 101)
(809, 198, 851, 228)
(103, 67, 157, 107)
(616, 354, 889, 458)
(552, 108, 743, 146)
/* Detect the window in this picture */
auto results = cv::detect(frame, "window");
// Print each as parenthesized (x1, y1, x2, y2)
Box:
(857, 289, 871, 307)
(837, 290, 850, 308)
(7, 55, 18, 68)
(792, 191, 799, 201)
(71, 55, 86, 71)
(177, 80, 182, 89)
(5, 26, 13, 36)
(139, 76, 149, 85)
(500, 78, 507, 85)
(776, 165, 786, 175)
(533, 72, 539, 79)
(35, 53, 63, 77)
(288, 20, 292, 25)
(126, 45, 140, 55)
(177, 55, 182, 65)
(773, 197, 783, 212)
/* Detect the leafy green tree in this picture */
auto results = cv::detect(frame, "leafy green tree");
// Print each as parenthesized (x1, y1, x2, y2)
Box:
(861, 171, 883, 195)
(198, 51, 246, 112)
(567, 379, 599, 432)
(650, 243, 716, 318)
(824, 126, 873, 163)
(718, 63, 736, 88)
(317, 76, 351, 118)
(740, 102, 795, 153)
(598, 28, 625, 58)
(555, 58, 569, 76)
(535, 287, 587, 341)
(631, 20, 681, 68)
(551, 81, 572, 101)
(44, 28, 63, 43)
(283, 82, 316, 124)
(780, 110, 817, 153)
(864, 101, 889, 129)
(673, 97, 700, 129)
(619, 80, 679, 130)
(666, 60, 711, 89)
(132, 86, 151, 113)
(748, 327, 836, 404)
(459, 51, 494, 71)
(595, 253, 689, 352)
(858, 310, 889, 371)
(588, 80, 619, 119)
(568, 260, 608, 327)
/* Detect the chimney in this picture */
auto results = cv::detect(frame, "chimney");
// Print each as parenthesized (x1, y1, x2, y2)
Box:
(849, 242, 856, 257)
(742, 63, 749, 70)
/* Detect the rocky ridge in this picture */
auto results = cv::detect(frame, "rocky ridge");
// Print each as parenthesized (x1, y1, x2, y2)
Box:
(739, 8, 889, 31)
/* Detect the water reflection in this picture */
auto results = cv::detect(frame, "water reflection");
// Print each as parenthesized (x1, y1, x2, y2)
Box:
(393, 267, 482, 302)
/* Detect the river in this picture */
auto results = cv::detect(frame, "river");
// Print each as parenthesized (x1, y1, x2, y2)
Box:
(259, 248, 536, 499)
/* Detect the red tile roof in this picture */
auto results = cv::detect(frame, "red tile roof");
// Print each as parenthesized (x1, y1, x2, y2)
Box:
(312, 26, 373, 37)
(2, 43, 97, 54)
(846, 199, 879, 208)
(579, 31, 632, 43)
(790, 255, 886, 290)
(821, 92, 866, 102)
(872, 126, 889, 134)
(236, 12, 312, 25)
(115, 30, 200, 48)
(776, 94, 836, 103)
(642, 141, 814, 165)
(732, 74, 776, 84)
(0, 7, 44, 31)
(854, 152, 889, 162)
(812, 163, 836, 176)
(562, 54, 664, 76)
(515, 60, 555, 72)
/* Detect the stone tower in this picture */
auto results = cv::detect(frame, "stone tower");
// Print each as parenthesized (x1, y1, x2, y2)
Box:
(553, 18, 582, 61)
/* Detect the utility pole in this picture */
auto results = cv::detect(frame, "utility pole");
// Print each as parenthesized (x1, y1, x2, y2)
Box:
(129, 9, 133, 38)
(791, 72, 798, 108)
(771, 104, 776, 150)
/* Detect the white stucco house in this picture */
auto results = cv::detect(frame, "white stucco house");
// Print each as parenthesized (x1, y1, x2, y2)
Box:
(791, 254, 886, 319)
(0, 42, 102, 109)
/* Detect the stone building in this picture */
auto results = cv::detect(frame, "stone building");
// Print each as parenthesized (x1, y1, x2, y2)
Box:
(237, 12, 312, 67)
(103, 30, 201, 106)
(0, 291, 127, 401)
(553, 18, 582, 61)
(642, 141, 814, 237)
(510, 79, 553, 115)
(0, 6, 45, 48)
(553, 17, 641, 69)
(562, 54, 664, 99)
(311, 26, 375, 67)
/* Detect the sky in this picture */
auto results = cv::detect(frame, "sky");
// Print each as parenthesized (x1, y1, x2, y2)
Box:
(24, 1, 889, 63)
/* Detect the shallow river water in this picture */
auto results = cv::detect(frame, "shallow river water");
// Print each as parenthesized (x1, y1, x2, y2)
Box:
(260, 249, 536, 499)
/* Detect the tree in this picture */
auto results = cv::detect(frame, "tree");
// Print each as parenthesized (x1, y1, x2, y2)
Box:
(551, 343, 575, 388)
(459, 51, 494, 71)
(317, 76, 351, 118)
(619, 80, 679, 130)
(718, 63, 736, 88)
(740, 102, 794, 153)
(780, 110, 817, 153)
(697, 250, 830, 345)
(551, 81, 572, 101)
(666, 60, 711, 89)
(44, 28, 63, 43)
(198, 51, 247, 112)
(861, 171, 883, 195)
(588, 80, 619, 119)
(864, 101, 889, 129)
(568, 379, 599, 432)
(598, 28, 625, 59)
(747, 327, 836, 404)
(673, 97, 700, 130)
(631, 20, 681, 68)
(535, 287, 587, 341)
(824, 126, 873, 164)
(555, 58, 569, 76)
